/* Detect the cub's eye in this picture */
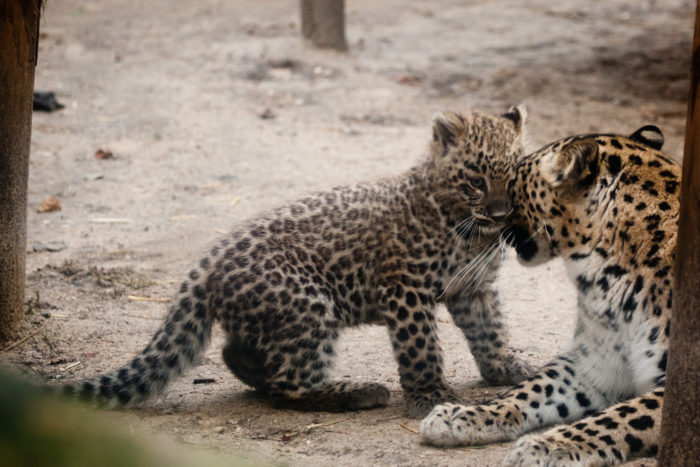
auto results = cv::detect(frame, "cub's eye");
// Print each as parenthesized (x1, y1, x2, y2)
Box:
(469, 177, 486, 190)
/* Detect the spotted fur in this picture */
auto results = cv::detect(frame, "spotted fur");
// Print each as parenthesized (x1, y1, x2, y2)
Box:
(64, 107, 532, 417)
(420, 125, 678, 465)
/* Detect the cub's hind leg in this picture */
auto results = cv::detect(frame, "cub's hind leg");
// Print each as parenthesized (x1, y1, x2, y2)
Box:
(222, 338, 270, 393)
(228, 295, 389, 412)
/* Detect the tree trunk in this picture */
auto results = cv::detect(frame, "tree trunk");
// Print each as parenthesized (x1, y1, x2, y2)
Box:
(300, 0, 348, 51)
(658, 1, 700, 464)
(0, 0, 42, 344)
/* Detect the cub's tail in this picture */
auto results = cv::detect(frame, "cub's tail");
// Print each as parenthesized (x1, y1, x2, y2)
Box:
(63, 273, 215, 406)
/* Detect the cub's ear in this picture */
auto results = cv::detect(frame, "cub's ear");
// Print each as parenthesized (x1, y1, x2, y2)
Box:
(432, 112, 465, 158)
(629, 125, 664, 150)
(542, 138, 599, 188)
(501, 104, 527, 133)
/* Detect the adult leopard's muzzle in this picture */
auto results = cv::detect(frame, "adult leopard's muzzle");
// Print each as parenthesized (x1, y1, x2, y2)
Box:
(506, 224, 539, 262)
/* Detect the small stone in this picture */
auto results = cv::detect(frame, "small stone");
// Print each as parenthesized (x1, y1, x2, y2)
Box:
(31, 240, 67, 252)
(259, 108, 276, 120)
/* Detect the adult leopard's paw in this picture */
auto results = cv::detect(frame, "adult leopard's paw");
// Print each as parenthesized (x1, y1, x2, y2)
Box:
(419, 403, 464, 446)
(503, 434, 596, 467)
(419, 402, 516, 446)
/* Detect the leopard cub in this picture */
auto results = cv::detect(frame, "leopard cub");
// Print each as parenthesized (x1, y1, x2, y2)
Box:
(65, 107, 531, 417)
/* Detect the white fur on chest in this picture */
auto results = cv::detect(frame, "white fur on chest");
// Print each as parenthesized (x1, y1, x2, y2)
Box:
(566, 256, 662, 400)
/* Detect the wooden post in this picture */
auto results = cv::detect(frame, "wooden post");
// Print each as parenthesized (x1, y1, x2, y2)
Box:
(0, 0, 42, 343)
(658, 1, 700, 464)
(300, 0, 348, 51)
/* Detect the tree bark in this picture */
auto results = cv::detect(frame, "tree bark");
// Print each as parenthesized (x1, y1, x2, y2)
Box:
(300, 0, 348, 51)
(0, 0, 42, 344)
(658, 1, 700, 464)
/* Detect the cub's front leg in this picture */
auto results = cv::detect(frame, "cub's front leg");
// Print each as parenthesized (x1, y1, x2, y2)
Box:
(447, 284, 533, 386)
(382, 285, 459, 418)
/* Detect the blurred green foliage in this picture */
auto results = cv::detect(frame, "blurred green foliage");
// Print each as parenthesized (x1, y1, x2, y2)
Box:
(0, 369, 259, 467)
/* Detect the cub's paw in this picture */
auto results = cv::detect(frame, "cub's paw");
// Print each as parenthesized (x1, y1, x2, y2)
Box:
(420, 402, 519, 446)
(483, 353, 535, 386)
(404, 387, 460, 419)
(503, 434, 596, 467)
(346, 383, 391, 410)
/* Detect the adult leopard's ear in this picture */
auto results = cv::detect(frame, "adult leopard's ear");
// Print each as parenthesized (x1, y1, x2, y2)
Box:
(629, 125, 664, 150)
(501, 104, 527, 134)
(432, 112, 464, 158)
(542, 138, 599, 188)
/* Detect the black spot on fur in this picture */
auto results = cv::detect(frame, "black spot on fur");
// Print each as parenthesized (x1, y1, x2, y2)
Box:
(640, 398, 659, 410)
(576, 392, 591, 407)
(625, 434, 644, 452)
(603, 265, 628, 277)
(629, 155, 643, 165)
(658, 350, 668, 371)
(607, 154, 622, 175)
(557, 403, 569, 418)
(628, 415, 654, 431)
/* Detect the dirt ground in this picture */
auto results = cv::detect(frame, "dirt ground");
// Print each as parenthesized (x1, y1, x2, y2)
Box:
(2, 0, 693, 465)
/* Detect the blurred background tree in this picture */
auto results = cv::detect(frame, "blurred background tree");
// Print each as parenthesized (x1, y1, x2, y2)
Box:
(300, 0, 348, 51)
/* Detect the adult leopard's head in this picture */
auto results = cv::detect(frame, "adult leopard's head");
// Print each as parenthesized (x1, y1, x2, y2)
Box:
(430, 105, 527, 237)
(507, 125, 665, 266)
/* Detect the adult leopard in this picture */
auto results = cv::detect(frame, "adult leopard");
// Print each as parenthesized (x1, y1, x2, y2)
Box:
(420, 125, 676, 466)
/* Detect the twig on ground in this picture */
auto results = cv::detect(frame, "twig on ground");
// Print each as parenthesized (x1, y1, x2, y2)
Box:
(399, 422, 419, 435)
(1, 327, 43, 352)
(372, 415, 403, 423)
(280, 418, 348, 441)
(123, 314, 162, 320)
(91, 217, 131, 223)
(127, 295, 170, 303)
(61, 361, 81, 371)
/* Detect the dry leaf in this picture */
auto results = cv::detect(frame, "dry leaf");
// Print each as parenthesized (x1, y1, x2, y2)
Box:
(396, 75, 421, 86)
(94, 149, 114, 159)
(38, 196, 61, 213)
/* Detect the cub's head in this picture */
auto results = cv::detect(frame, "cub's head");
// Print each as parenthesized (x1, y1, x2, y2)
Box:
(508, 125, 665, 266)
(430, 105, 527, 236)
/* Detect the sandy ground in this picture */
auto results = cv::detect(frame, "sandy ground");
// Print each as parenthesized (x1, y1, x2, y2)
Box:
(2, 0, 693, 465)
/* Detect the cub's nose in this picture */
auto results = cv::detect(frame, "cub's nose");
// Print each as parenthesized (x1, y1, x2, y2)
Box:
(485, 198, 511, 222)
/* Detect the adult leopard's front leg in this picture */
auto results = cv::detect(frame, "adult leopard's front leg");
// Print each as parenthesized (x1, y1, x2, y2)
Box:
(447, 284, 533, 385)
(382, 285, 459, 418)
(420, 354, 608, 446)
(504, 389, 663, 467)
